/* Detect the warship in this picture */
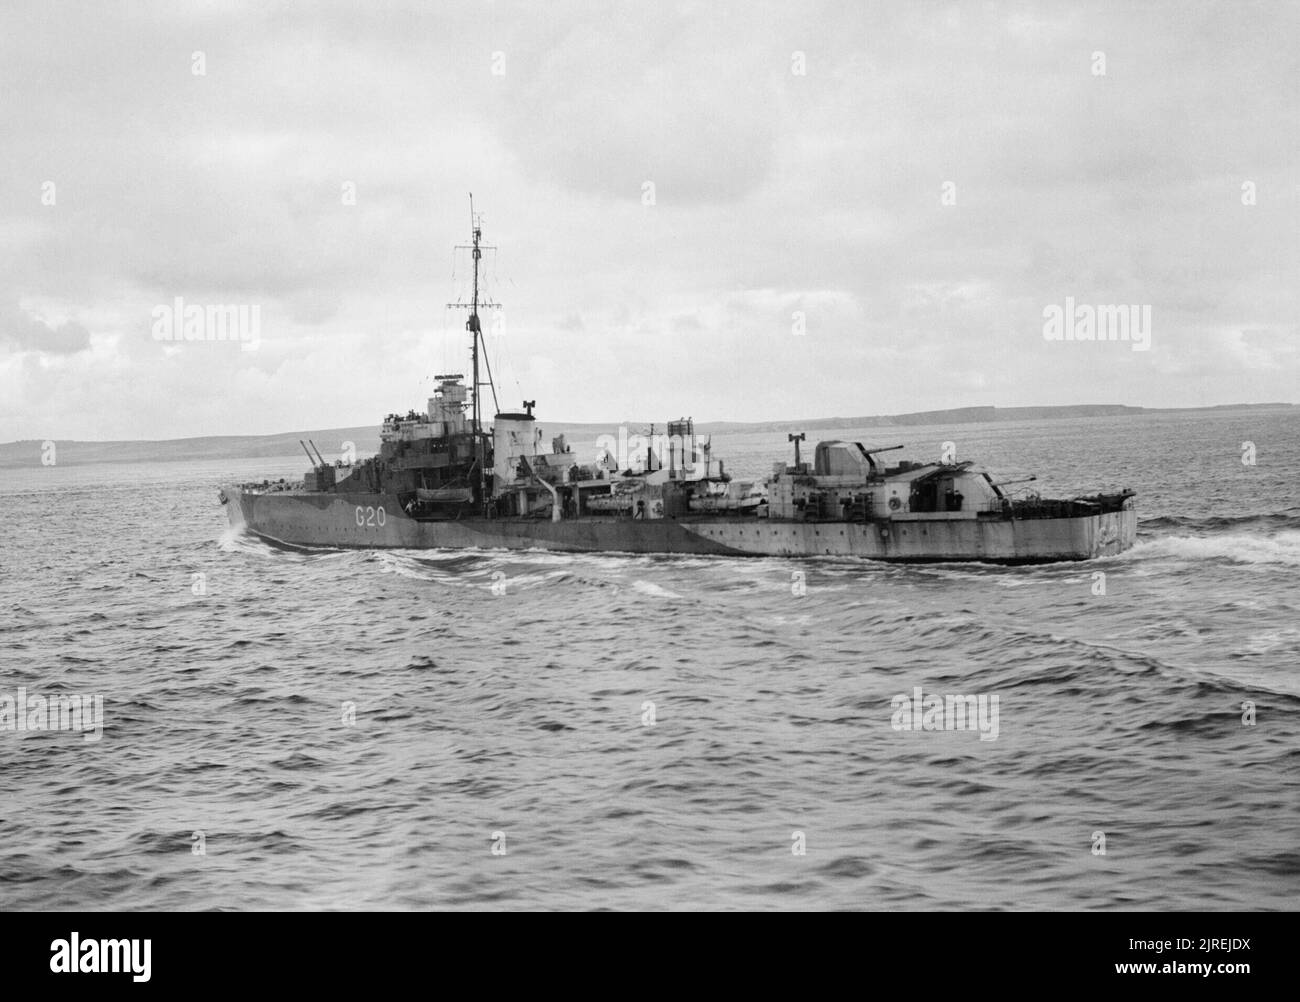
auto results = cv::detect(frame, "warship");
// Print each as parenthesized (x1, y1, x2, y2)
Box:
(220, 209, 1136, 563)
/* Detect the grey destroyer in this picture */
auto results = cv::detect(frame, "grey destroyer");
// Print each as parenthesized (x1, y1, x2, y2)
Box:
(221, 210, 1136, 563)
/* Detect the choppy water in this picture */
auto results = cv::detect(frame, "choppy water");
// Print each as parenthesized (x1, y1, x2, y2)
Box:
(3, 408, 1298, 909)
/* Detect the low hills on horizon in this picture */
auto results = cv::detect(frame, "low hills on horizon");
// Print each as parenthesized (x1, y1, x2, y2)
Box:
(1, 401, 1293, 468)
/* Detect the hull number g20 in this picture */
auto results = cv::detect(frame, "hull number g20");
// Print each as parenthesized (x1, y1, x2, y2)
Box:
(355, 505, 386, 528)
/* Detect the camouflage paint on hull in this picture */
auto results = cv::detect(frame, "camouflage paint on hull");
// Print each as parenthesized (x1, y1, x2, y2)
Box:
(223, 487, 1138, 563)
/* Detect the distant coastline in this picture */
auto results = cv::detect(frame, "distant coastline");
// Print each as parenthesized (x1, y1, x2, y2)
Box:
(2, 402, 1294, 468)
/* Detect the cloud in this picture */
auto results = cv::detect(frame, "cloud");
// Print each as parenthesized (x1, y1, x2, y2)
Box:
(0, 1, 1294, 439)
(491, 12, 784, 204)
(0, 302, 92, 354)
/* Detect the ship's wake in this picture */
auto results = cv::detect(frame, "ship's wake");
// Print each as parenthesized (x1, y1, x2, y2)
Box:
(1126, 530, 1300, 568)
(216, 524, 256, 553)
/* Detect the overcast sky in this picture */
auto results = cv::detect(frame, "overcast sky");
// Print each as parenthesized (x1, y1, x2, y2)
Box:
(1, 0, 1295, 440)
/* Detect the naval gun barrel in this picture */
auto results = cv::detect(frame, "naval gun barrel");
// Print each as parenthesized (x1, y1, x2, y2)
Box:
(298, 440, 318, 467)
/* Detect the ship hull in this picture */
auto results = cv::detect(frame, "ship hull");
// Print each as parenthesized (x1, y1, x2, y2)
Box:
(222, 487, 1137, 563)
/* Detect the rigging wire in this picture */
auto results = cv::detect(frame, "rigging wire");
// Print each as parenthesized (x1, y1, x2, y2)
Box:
(480, 331, 500, 414)
(480, 243, 525, 410)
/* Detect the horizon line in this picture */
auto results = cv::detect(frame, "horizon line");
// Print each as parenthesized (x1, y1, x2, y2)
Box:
(3, 400, 1295, 448)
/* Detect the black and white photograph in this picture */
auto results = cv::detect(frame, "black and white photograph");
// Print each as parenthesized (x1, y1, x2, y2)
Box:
(0, 0, 1295, 970)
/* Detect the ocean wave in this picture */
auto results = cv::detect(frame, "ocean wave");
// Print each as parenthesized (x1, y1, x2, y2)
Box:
(630, 580, 683, 599)
(1140, 511, 1300, 532)
(10, 421, 1300, 912)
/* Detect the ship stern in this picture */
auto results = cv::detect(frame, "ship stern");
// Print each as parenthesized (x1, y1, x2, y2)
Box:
(1093, 504, 1138, 558)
